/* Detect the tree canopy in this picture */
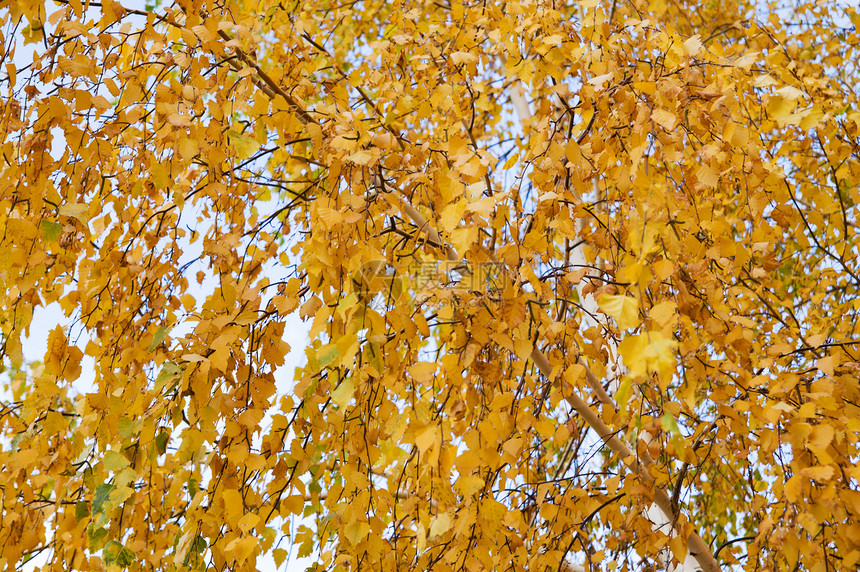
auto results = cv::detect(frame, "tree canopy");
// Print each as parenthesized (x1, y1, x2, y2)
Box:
(1, 0, 859, 570)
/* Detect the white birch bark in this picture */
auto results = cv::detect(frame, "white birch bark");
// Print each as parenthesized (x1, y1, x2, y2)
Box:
(510, 82, 702, 572)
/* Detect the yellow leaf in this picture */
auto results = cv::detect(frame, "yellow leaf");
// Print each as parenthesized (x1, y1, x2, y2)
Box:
(415, 425, 438, 453)
(273, 548, 288, 568)
(767, 95, 795, 124)
(273, 295, 298, 315)
(331, 377, 354, 407)
(449, 227, 478, 254)
(237, 513, 259, 533)
(408, 362, 437, 386)
(502, 436, 523, 459)
(281, 495, 304, 515)
(682, 34, 703, 56)
(467, 196, 495, 216)
(809, 424, 834, 449)
(816, 355, 838, 376)
(695, 164, 718, 188)
(669, 535, 688, 563)
(653, 259, 674, 280)
(224, 536, 257, 561)
(784, 475, 803, 503)
(649, 301, 678, 327)
(754, 75, 779, 88)
(299, 297, 323, 319)
(731, 51, 759, 70)
(588, 73, 613, 89)
(451, 52, 478, 65)
(776, 85, 805, 100)
(801, 465, 834, 482)
(598, 294, 639, 329)
(429, 512, 451, 538)
(167, 113, 189, 126)
(10, 448, 39, 471)
(618, 331, 677, 378)
(59, 203, 90, 222)
(457, 475, 484, 497)
(343, 521, 370, 545)
(438, 200, 466, 233)
(177, 137, 198, 160)
(652, 108, 678, 130)
(228, 129, 261, 159)
(799, 105, 824, 130)
(173, 532, 195, 566)
(347, 149, 374, 165)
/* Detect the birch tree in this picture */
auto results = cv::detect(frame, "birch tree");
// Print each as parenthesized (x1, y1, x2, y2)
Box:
(1, 0, 859, 570)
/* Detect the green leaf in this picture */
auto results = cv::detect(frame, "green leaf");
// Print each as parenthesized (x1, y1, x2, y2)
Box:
(298, 536, 314, 558)
(75, 501, 90, 521)
(227, 129, 261, 159)
(39, 477, 54, 499)
(87, 526, 109, 551)
(191, 536, 207, 554)
(103, 540, 136, 567)
(92, 483, 116, 515)
(148, 326, 171, 351)
(660, 413, 680, 436)
(317, 343, 340, 367)
(155, 361, 181, 391)
(103, 451, 130, 472)
(660, 413, 685, 452)
(117, 417, 135, 439)
(155, 431, 169, 455)
(367, 342, 382, 374)
(40, 220, 62, 242)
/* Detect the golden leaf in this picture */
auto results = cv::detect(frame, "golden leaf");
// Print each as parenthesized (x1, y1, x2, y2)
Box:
(682, 35, 703, 56)
(59, 203, 90, 222)
(651, 108, 678, 130)
(4, 2, 858, 571)
(598, 294, 640, 329)
(429, 512, 452, 539)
